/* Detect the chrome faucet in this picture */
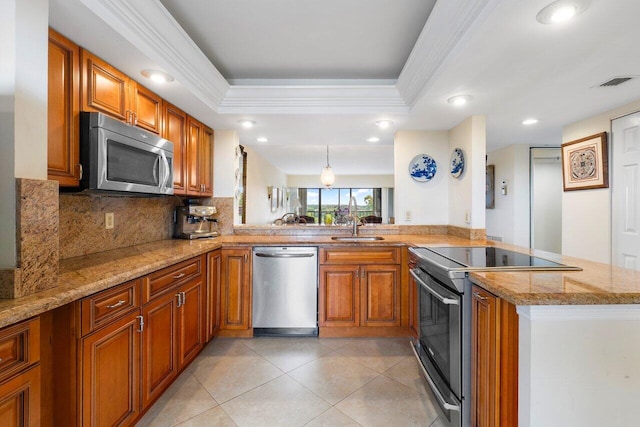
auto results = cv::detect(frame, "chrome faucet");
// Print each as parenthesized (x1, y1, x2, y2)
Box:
(348, 196, 360, 236)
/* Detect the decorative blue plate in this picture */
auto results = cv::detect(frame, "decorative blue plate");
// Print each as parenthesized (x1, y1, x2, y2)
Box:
(450, 148, 465, 178)
(409, 154, 437, 182)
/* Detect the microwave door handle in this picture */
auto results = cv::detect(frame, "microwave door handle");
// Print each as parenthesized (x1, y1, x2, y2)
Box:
(152, 156, 160, 185)
(410, 269, 459, 305)
(160, 153, 170, 190)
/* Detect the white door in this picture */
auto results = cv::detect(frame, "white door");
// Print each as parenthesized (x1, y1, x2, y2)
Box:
(530, 148, 562, 253)
(612, 112, 640, 270)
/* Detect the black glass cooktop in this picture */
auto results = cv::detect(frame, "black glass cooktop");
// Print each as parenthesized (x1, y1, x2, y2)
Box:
(415, 246, 581, 271)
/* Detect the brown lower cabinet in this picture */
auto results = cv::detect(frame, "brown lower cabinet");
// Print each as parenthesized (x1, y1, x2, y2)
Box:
(0, 318, 41, 427)
(81, 312, 141, 426)
(52, 254, 209, 426)
(471, 285, 518, 427)
(318, 247, 406, 335)
(219, 248, 252, 335)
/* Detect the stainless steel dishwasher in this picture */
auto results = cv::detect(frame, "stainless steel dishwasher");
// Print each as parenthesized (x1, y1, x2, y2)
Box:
(252, 246, 318, 336)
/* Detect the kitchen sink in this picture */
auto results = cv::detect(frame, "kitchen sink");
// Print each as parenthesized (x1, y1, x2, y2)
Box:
(331, 236, 385, 242)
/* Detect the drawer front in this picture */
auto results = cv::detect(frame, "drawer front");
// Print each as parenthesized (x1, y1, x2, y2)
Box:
(0, 318, 40, 383)
(320, 247, 400, 265)
(143, 256, 203, 303)
(80, 279, 141, 336)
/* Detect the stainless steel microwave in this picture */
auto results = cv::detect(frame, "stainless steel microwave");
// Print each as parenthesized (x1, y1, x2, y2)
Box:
(80, 112, 174, 195)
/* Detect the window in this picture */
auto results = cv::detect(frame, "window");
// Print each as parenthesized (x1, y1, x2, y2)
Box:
(296, 188, 381, 225)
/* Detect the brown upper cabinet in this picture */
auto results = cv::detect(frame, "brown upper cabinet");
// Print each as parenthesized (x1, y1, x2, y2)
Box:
(163, 102, 187, 193)
(81, 49, 163, 134)
(48, 29, 81, 187)
(185, 116, 214, 197)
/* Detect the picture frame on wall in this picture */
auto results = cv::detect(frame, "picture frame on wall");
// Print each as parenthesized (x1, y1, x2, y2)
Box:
(561, 132, 608, 191)
(486, 164, 495, 209)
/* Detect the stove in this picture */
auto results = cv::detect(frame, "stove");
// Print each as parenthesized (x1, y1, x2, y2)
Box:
(408, 246, 579, 427)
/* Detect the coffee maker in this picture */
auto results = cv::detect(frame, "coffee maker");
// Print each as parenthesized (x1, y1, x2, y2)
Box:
(174, 205, 219, 239)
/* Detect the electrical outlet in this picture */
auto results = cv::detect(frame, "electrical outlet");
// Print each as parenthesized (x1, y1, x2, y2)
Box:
(404, 210, 412, 221)
(464, 210, 471, 224)
(105, 213, 114, 229)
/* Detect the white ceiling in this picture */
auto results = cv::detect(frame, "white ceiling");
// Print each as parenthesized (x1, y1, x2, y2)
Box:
(49, 0, 640, 176)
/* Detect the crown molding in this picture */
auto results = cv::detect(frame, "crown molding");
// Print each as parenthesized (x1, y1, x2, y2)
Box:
(219, 84, 409, 114)
(80, 0, 229, 109)
(79, 0, 494, 115)
(396, 0, 500, 107)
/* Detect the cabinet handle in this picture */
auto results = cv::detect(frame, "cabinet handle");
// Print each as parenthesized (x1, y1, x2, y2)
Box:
(473, 292, 487, 301)
(173, 272, 186, 280)
(181, 291, 186, 305)
(244, 254, 248, 263)
(133, 112, 138, 126)
(106, 299, 126, 309)
(136, 315, 144, 333)
(78, 164, 83, 180)
(176, 292, 182, 307)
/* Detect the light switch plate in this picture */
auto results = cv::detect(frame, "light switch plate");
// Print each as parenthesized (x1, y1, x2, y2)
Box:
(105, 213, 114, 229)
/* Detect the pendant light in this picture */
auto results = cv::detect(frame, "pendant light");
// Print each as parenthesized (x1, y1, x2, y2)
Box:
(320, 145, 335, 188)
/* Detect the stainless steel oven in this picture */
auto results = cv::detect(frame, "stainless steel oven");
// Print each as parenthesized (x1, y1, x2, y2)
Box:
(409, 249, 471, 427)
(409, 246, 580, 427)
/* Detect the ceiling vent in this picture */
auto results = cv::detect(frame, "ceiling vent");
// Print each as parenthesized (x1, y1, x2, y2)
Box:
(598, 77, 634, 87)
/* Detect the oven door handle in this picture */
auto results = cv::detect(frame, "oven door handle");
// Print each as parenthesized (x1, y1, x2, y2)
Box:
(410, 269, 460, 305)
(411, 342, 461, 412)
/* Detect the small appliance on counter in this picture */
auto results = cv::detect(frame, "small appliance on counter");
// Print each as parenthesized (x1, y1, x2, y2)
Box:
(174, 205, 219, 239)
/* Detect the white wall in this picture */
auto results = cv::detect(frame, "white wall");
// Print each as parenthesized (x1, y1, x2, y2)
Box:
(0, 0, 48, 268)
(518, 306, 640, 427)
(287, 174, 394, 189)
(449, 116, 486, 229)
(562, 98, 640, 263)
(486, 144, 530, 247)
(394, 130, 450, 225)
(245, 146, 288, 225)
(213, 130, 238, 198)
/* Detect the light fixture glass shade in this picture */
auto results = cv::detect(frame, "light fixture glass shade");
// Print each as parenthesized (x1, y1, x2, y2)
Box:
(320, 145, 335, 187)
(321, 166, 335, 187)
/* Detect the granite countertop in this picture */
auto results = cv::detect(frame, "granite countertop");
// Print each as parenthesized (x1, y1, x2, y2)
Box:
(1, 234, 639, 329)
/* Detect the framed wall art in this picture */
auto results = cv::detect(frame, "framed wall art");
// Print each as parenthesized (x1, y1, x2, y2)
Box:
(561, 132, 608, 191)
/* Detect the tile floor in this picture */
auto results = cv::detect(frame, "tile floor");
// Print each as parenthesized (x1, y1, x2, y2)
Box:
(136, 337, 446, 427)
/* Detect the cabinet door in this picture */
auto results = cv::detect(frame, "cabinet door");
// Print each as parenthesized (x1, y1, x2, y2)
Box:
(319, 265, 360, 327)
(132, 83, 162, 134)
(178, 278, 205, 368)
(81, 49, 129, 121)
(206, 250, 222, 340)
(141, 291, 179, 408)
(471, 286, 499, 427)
(220, 249, 251, 330)
(164, 103, 187, 195)
(0, 365, 40, 427)
(199, 126, 214, 197)
(186, 117, 202, 196)
(80, 312, 140, 427)
(361, 265, 400, 327)
(48, 29, 80, 187)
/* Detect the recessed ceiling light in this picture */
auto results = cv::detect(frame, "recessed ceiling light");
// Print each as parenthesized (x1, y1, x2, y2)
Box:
(257, 137, 268, 143)
(366, 137, 380, 143)
(447, 95, 473, 106)
(238, 120, 256, 129)
(375, 120, 394, 129)
(140, 69, 174, 83)
(522, 118, 539, 125)
(536, 0, 590, 24)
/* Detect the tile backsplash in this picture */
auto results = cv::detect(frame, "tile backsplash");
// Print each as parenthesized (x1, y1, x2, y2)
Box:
(59, 194, 235, 259)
